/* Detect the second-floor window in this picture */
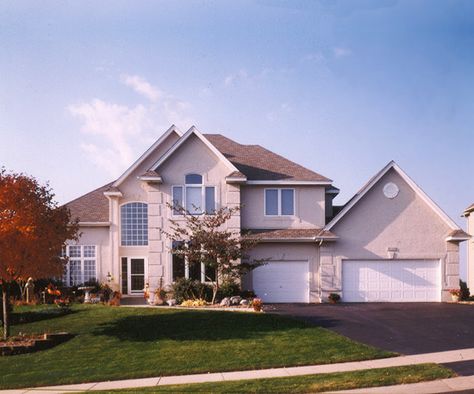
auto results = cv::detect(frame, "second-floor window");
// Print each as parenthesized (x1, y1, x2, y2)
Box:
(172, 173, 216, 215)
(265, 188, 295, 216)
(121, 202, 148, 246)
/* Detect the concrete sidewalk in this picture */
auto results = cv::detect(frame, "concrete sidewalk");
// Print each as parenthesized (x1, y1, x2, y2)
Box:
(3, 347, 474, 394)
(331, 375, 474, 393)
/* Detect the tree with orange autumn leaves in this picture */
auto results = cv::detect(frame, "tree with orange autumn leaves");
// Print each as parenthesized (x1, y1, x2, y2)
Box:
(0, 169, 78, 339)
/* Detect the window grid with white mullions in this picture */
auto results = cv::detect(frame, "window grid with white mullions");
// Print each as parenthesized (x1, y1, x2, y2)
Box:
(62, 245, 97, 286)
(120, 202, 148, 246)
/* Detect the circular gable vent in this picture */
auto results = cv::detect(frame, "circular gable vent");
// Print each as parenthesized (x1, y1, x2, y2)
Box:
(383, 182, 399, 199)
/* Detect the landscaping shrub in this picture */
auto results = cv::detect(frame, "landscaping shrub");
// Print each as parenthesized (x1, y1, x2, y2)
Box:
(460, 280, 470, 301)
(218, 280, 241, 298)
(171, 278, 213, 303)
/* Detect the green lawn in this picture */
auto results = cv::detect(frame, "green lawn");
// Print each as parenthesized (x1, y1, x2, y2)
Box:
(0, 304, 394, 389)
(94, 364, 455, 393)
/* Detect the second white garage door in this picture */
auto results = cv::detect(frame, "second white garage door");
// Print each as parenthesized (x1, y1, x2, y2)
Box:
(342, 260, 441, 302)
(252, 261, 309, 303)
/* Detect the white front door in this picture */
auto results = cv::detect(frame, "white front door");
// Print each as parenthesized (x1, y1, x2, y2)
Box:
(342, 260, 441, 302)
(252, 261, 309, 303)
(121, 257, 147, 295)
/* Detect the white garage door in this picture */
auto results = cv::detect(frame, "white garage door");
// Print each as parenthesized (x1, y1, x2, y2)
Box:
(252, 261, 309, 303)
(343, 260, 441, 302)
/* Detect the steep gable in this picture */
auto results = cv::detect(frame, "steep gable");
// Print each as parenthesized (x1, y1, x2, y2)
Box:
(326, 161, 465, 242)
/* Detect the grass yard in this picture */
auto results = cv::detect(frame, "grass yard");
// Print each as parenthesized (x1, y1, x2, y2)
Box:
(94, 364, 455, 393)
(0, 304, 394, 389)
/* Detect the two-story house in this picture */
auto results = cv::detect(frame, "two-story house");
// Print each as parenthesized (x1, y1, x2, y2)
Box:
(65, 125, 469, 303)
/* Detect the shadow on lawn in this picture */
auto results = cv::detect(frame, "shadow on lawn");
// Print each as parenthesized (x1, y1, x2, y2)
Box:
(93, 310, 310, 342)
(11, 308, 79, 325)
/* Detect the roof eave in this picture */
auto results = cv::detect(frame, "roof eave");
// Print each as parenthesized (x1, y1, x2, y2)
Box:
(245, 180, 333, 186)
(78, 221, 111, 227)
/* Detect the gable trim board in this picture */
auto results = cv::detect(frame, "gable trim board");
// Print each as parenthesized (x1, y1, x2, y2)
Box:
(325, 161, 464, 240)
(113, 125, 182, 188)
(151, 126, 240, 174)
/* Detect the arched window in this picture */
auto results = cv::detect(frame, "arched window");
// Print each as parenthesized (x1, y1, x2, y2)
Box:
(172, 173, 215, 215)
(121, 202, 148, 246)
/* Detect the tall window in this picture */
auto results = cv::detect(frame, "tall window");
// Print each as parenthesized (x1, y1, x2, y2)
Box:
(63, 245, 97, 286)
(265, 188, 294, 216)
(121, 202, 148, 246)
(172, 173, 216, 215)
(171, 241, 216, 282)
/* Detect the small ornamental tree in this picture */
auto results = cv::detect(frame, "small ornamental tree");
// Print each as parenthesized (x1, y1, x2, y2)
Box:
(163, 204, 266, 304)
(0, 169, 78, 339)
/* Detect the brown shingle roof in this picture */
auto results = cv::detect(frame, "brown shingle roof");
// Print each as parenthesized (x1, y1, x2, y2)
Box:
(204, 134, 331, 182)
(244, 228, 337, 241)
(66, 182, 112, 223)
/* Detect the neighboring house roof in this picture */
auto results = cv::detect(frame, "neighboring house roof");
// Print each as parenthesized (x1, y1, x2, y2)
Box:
(204, 134, 332, 183)
(244, 228, 337, 242)
(463, 203, 474, 216)
(325, 161, 467, 241)
(66, 182, 113, 223)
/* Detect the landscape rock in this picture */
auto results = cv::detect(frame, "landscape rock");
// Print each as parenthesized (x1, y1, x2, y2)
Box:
(220, 297, 230, 307)
(240, 299, 249, 306)
(167, 299, 177, 306)
(230, 296, 242, 305)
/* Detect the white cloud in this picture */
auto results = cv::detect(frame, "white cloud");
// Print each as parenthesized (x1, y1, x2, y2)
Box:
(69, 75, 194, 177)
(333, 47, 352, 58)
(120, 74, 163, 102)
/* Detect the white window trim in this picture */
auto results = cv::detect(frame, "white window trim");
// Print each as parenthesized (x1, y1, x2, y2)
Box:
(264, 188, 296, 217)
(120, 256, 148, 295)
(171, 181, 217, 217)
(171, 250, 215, 284)
(64, 245, 98, 287)
(119, 201, 149, 247)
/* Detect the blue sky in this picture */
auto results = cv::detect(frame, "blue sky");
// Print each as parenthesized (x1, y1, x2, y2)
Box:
(1, 1, 473, 222)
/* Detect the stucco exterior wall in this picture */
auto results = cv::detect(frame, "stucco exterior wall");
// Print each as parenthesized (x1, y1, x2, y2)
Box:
(151, 133, 241, 290)
(240, 185, 326, 229)
(324, 168, 457, 301)
(244, 242, 321, 302)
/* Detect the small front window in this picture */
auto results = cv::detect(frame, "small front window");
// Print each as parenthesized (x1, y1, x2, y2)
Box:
(63, 245, 97, 286)
(265, 188, 294, 216)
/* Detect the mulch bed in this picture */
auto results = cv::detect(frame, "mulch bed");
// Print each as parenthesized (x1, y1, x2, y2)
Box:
(0, 332, 74, 356)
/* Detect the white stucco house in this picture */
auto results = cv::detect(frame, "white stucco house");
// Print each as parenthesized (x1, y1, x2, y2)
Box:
(64, 125, 469, 303)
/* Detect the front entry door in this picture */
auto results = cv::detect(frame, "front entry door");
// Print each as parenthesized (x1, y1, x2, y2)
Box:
(121, 257, 146, 295)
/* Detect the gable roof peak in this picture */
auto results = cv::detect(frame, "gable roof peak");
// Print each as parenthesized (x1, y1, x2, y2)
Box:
(113, 124, 182, 187)
(326, 160, 461, 232)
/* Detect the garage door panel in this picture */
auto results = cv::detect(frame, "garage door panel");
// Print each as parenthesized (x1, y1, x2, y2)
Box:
(252, 261, 309, 303)
(343, 260, 440, 302)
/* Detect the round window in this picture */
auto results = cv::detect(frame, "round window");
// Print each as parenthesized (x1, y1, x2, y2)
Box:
(383, 182, 399, 199)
